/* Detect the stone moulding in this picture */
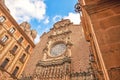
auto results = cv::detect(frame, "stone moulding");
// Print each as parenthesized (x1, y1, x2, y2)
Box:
(48, 30, 72, 39)
(36, 57, 71, 67)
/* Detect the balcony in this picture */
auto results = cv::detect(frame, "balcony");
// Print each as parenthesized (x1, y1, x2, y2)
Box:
(9, 50, 16, 55)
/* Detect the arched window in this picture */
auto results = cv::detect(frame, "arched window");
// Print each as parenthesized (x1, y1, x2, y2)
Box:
(12, 66, 19, 76)
(0, 16, 6, 23)
(0, 58, 9, 68)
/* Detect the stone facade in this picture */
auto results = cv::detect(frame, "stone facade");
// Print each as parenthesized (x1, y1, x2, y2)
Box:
(23, 19, 93, 80)
(78, 0, 120, 80)
(0, 1, 36, 80)
(1, 0, 119, 80)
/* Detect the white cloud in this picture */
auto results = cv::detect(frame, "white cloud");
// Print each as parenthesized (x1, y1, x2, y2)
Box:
(52, 13, 80, 24)
(34, 34, 40, 44)
(53, 15, 62, 23)
(43, 17, 49, 24)
(5, 0, 46, 23)
(64, 12, 80, 24)
(5, 0, 47, 44)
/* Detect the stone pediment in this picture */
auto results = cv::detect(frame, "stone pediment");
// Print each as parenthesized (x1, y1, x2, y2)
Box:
(53, 19, 72, 29)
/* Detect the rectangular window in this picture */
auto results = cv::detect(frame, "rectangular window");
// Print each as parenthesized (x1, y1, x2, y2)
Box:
(0, 16, 6, 23)
(12, 67, 19, 76)
(18, 37, 23, 43)
(10, 45, 18, 54)
(1, 35, 8, 43)
(25, 45, 30, 52)
(0, 58, 9, 69)
(0, 35, 8, 46)
(20, 54, 26, 63)
(9, 27, 15, 34)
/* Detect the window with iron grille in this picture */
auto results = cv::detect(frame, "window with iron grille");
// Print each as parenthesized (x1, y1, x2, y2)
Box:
(0, 35, 8, 46)
(9, 27, 15, 34)
(1, 35, 8, 43)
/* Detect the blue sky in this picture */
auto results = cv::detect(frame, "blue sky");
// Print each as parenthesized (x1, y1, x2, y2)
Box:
(5, 0, 80, 43)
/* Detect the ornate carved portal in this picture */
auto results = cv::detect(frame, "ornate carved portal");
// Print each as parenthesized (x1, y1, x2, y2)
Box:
(34, 57, 71, 80)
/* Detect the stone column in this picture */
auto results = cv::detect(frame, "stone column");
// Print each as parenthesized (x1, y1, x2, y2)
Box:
(66, 41, 72, 57)
(42, 47, 48, 60)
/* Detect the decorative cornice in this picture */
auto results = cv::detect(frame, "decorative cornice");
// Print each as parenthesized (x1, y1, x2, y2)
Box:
(36, 57, 71, 67)
(70, 71, 91, 77)
(48, 30, 72, 39)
